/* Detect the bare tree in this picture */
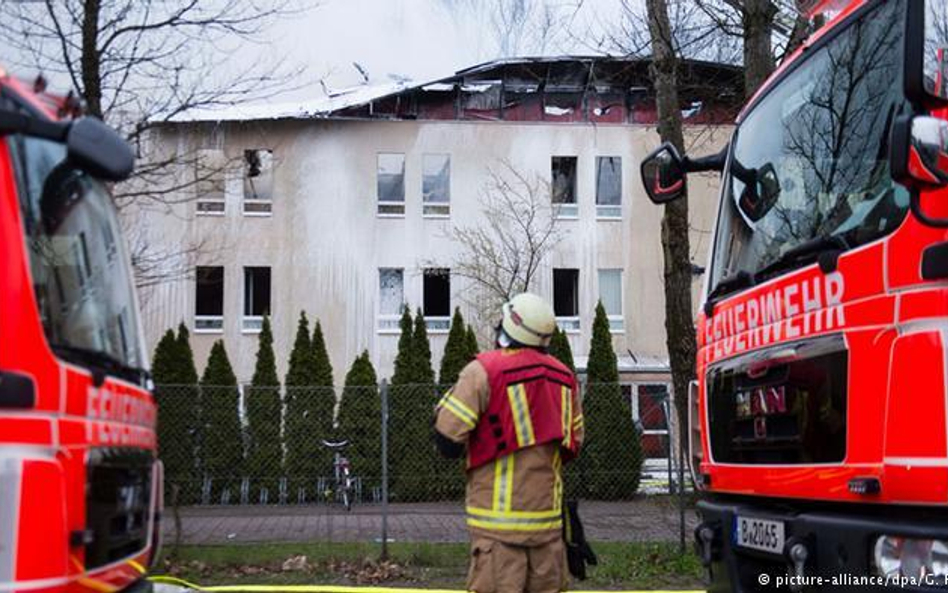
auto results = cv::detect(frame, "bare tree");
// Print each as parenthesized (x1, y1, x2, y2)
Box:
(0, 0, 310, 286)
(645, 0, 697, 437)
(441, 161, 563, 333)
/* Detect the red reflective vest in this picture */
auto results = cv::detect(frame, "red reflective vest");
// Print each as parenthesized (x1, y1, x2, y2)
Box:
(468, 348, 581, 470)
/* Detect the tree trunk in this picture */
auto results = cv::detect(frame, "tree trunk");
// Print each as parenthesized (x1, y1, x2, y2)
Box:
(81, 0, 102, 118)
(742, 0, 777, 98)
(645, 0, 697, 440)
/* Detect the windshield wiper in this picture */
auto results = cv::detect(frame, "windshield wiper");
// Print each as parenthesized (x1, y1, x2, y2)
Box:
(704, 269, 755, 316)
(51, 343, 148, 387)
(754, 234, 850, 283)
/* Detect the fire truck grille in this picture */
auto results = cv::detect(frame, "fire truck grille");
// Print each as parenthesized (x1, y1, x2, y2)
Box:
(706, 335, 848, 465)
(85, 448, 153, 569)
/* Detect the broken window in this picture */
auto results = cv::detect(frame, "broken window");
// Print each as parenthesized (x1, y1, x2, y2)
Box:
(423, 154, 450, 216)
(544, 93, 581, 121)
(553, 268, 580, 331)
(195, 149, 226, 215)
(243, 149, 273, 215)
(596, 157, 622, 218)
(378, 268, 404, 330)
(377, 153, 405, 215)
(461, 80, 502, 119)
(551, 157, 578, 218)
(195, 266, 224, 332)
(243, 266, 271, 332)
(423, 268, 451, 330)
(598, 269, 623, 332)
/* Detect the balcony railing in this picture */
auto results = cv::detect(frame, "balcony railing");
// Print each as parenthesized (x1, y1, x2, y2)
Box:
(243, 199, 272, 216)
(553, 203, 578, 219)
(377, 201, 405, 216)
(596, 204, 622, 219)
(556, 316, 580, 333)
(377, 314, 401, 333)
(197, 200, 225, 215)
(242, 316, 264, 333)
(425, 316, 451, 332)
(195, 315, 223, 332)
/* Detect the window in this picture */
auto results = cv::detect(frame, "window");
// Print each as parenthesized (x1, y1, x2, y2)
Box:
(551, 157, 578, 218)
(195, 266, 224, 332)
(553, 268, 580, 332)
(632, 384, 672, 465)
(598, 269, 623, 332)
(196, 149, 226, 215)
(377, 153, 405, 216)
(596, 157, 622, 218)
(243, 149, 273, 215)
(243, 266, 271, 332)
(423, 154, 450, 216)
(423, 268, 451, 331)
(378, 268, 404, 331)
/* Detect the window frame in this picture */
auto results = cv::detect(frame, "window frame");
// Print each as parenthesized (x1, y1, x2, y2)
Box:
(377, 152, 406, 217)
(422, 153, 451, 218)
(195, 148, 227, 217)
(194, 265, 225, 333)
(598, 268, 624, 333)
(242, 266, 271, 333)
(553, 267, 580, 333)
(242, 148, 274, 217)
(422, 267, 451, 333)
(378, 267, 405, 333)
(551, 156, 579, 219)
(595, 156, 623, 220)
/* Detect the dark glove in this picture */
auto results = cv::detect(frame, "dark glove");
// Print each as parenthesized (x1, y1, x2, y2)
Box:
(562, 499, 597, 580)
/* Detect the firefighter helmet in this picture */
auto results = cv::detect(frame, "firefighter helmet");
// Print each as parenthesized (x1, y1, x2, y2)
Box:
(501, 292, 556, 347)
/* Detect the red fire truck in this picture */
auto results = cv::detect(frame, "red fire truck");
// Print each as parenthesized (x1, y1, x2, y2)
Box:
(642, 0, 948, 590)
(0, 71, 161, 591)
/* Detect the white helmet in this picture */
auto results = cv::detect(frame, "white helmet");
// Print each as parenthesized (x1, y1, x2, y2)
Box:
(500, 292, 556, 348)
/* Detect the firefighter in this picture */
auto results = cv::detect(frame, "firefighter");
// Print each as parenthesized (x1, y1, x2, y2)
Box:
(434, 292, 585, 593)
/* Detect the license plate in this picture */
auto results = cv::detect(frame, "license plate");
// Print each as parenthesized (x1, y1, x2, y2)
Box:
(735, 516, 785, 554)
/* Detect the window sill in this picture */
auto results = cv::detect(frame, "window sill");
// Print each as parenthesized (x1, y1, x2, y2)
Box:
(596, 216, 623, 221)
(242, 211, 273, 218)
(193, 327, 224, 334)
(554, 215, 579, 221)
(377, 328, 402, 335)
(422, 213, 451, 220)
(377, 213, 406, 219)
(196, 210, 226, 217)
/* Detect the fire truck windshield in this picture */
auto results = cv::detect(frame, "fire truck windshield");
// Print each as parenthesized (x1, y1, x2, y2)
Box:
(10, 134, 147, 378)
(709, 0, 911, 297)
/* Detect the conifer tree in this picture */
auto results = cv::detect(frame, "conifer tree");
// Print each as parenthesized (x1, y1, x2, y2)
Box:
(153, 328, 192, 500)
(465, 325, 480, 361)
(390, 307, 414, 386)
(246, 316, 283, 500)
(338, 351, 381, 497)
(284, 312, 318, 492)
(412, 307, 434, 384)
(311, 321, 335, 388)
(584, 301, 643, 499)
(438, 308, 469, 386)
(173, 324, 201, 501)
(548, 326, 576, 372)
(200, 340, 243, 502)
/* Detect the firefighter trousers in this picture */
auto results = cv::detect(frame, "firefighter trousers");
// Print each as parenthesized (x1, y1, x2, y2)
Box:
(467, 535, 568, 593)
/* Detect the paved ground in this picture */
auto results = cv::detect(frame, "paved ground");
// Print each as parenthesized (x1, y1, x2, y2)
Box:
(163, 497, 698, 545)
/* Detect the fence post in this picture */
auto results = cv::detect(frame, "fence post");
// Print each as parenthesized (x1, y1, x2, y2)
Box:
(380, 379, 390, 560)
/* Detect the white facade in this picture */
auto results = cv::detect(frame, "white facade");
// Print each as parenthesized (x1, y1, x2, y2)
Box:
(136, 117, 727, 384)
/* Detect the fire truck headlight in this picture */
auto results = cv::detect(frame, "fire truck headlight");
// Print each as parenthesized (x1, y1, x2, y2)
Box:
(873, 536, 948, 579)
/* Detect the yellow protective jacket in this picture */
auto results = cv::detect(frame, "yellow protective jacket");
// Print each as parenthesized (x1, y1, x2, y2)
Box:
(435, 352, 584, 546)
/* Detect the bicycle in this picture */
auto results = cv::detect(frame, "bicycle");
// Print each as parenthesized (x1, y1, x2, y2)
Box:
(321, 439, 353, 511)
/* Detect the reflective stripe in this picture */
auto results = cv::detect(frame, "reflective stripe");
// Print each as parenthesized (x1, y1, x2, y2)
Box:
(572, 413, 584, 429)
(561, 386, 572, 446)
(491, 455, 514, 511)
(466, 517, 563, 532)
(467, 506, 560, 520)
(441, 392, 477, 429)
(507, 384, 535, 447)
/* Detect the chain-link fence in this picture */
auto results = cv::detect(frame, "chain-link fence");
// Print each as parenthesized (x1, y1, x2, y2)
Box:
(156, 382, 695, 548)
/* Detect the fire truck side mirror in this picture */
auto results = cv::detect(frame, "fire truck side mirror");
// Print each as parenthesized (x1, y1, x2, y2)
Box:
(891, 114, 948, 227)
(906, 0, 948, 107)
(640, 142, 686, 204)
(66, 117, 134, 182)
